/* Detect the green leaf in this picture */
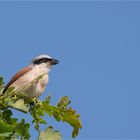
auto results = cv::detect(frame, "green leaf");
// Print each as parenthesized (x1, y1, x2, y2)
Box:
(0, 77, 4, 95)
(0, 133, 19, 140)
(0, 120, 16, 133)
(0, 132, 13, 137)
(38, 126, 62, 140)
(15, 119, 30, 139)
(60, 107, 82, 138)
(2, 110, 17, 125)
(8, 99, 29, 113)
(0, 77, 4, 85)
(56, 97, 82, 138)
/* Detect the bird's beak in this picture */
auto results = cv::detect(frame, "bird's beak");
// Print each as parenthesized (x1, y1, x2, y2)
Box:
(50, 59, 59, 65)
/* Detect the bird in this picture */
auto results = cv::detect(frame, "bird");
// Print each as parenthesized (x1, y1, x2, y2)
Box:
(3, 54, 59, 97)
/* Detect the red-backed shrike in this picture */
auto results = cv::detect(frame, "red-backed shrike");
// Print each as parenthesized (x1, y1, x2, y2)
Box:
(3, 55, 59, 97)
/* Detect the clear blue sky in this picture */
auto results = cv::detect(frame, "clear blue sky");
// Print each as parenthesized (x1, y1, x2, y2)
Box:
(0, 1, 140, 140)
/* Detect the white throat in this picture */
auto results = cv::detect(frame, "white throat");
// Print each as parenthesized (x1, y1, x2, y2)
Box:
(29, 63, 51, 74)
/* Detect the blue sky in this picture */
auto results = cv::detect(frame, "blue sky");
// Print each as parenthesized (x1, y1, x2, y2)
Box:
(0, 1, 140, 139)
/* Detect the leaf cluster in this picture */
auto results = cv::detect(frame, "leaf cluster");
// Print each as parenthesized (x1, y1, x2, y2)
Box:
(0, 77, 82, 139)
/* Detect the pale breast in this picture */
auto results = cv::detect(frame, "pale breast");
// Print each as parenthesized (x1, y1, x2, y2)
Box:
(10, 67, 49, 97)
(21, 74, 49, 97)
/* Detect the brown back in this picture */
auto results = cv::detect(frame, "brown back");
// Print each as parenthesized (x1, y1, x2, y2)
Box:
(3, 67, 32, 93)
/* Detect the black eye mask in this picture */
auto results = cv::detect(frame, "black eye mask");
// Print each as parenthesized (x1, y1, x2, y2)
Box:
(33, 57, 52, 65)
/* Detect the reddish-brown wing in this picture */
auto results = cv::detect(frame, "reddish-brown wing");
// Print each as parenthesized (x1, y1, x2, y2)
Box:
(3, 67, 32, 93)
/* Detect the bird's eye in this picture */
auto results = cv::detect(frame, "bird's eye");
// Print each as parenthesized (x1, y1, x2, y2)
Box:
(44, 58, 51, 62)
(40, 58, 48, 63)
(42, 58, 46, 61)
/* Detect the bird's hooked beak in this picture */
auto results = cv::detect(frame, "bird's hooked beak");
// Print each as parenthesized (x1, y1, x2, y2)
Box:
(49, 58, 59, 65)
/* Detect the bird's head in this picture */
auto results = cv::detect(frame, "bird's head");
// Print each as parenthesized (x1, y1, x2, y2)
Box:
(30, 54, 59, 70)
